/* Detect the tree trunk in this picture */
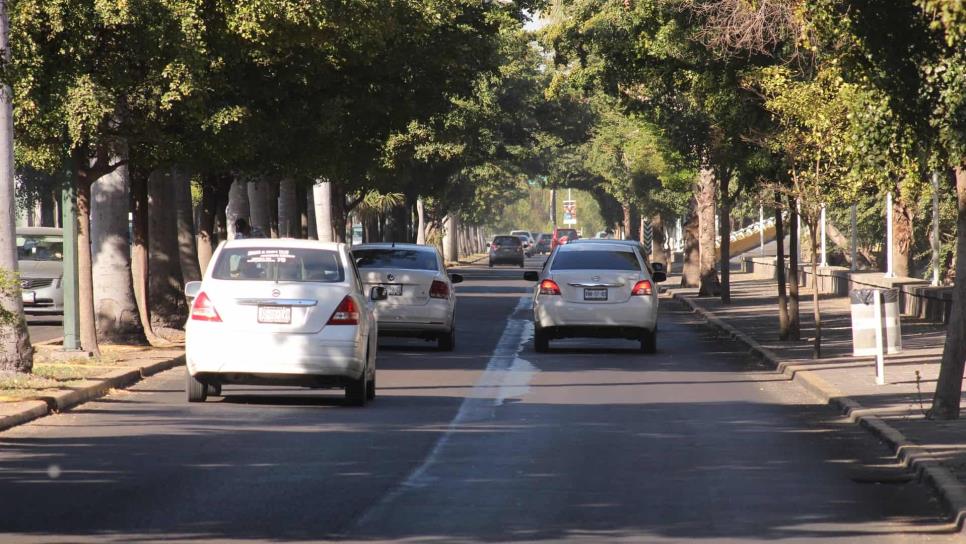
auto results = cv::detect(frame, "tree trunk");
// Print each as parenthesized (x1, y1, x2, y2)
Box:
(680, 201, 700, 288)
(247, 177, 271, 237)
(827, 222, 875, 268)
(148, 168, 187, 330)
(416, 197, 426, 244)
(0, 6, 32, 370)
(788, 196, 801, 340)
(268, 179, 279, 238)
(808, 219, 822, 359)
(278, 178, 297, 238)
(196, 175, 218, 274)
(932, 165, 966, 419)
(443, 214, 459, 263)
(622, 205, 632, 240)
(650, 214, 667, 267)
(226, 177, 250, 240)
(313, 181, 332, 242)
(306, 186, 317, 240)
(893, 193, 914, 277)
(91, 147, 145, 344)
(74, 153, 100, 357)
(173, 167, 201, 283)
(331, 182, 348, 243)
(697, 167, 719, 296)
(718, 170, 732, 303)
(129, 167, 169, 347)
(775, 192, 790, 340)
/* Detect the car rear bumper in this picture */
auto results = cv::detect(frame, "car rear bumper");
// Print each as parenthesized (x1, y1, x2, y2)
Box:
(375, 300, 452, 336)
(534, 297, 657, 332)
(186, 327, 366, 380)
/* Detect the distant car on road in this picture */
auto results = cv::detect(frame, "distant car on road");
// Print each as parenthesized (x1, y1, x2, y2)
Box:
(16, 227, 64, 315)
(524, 241, 666, 353)
(533, 233, 552, 254)
(184, 239, 385, 405)
(489, 235, 525, 268)
(351, 243, 462, 351)
(511, 230, 536, 254)
(551, 227, 579, 250)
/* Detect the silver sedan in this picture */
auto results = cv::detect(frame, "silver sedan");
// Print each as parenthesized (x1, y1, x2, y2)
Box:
(524, 242, 666, 353)
(352, 243, 462, 350)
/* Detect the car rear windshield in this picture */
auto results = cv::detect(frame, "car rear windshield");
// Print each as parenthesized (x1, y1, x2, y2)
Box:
(211, 248, 345, 282)
(493, 236, 521, 245)
(551, 250, 641, 271)
(353, 249, 438, 271)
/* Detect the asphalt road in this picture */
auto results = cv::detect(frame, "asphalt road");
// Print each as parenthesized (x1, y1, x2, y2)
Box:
(26, 313, 63, 343)
(0, 255, 958, 543)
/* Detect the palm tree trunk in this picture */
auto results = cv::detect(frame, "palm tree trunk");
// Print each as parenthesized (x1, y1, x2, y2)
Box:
(697, 166, 720, 296)
(775, 191, 789, 340)
(278, 178, 297, 238)
(148, 168, 187, 330)
(788, 197, 801, 340)
(173, 167, 201, 283)
(130, 167, 169, 347)
(226, 177, 250, 240)
(73, 151, 100, 357)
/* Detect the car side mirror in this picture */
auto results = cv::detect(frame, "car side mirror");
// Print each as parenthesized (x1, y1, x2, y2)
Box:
(523, 271, 539, 282)
(370, 286, 388, 301)
(449, 273, 464, 284)
(652, 271, 667, 283)
(651, 262, 665, 273)
(184, 281, 202, 298)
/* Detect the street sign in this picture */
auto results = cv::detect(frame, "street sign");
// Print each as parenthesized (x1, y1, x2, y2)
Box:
(642, 222, 652, 255)
(563, 200, 576, 225)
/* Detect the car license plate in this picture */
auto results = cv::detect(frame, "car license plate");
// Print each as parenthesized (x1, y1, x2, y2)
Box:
(257, 305, 291, 324)
(584, 288, 608, 301)
(384, 284, 402, 296)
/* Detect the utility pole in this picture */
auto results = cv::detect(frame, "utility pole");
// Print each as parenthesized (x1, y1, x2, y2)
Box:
(885, 192, 894, 278)
(61, 171, 81, 351)
(550, 188, 557, 229)
(932, 172, 940, 286)
(850, 204, 857, 272)
(820, 204, 827, 267)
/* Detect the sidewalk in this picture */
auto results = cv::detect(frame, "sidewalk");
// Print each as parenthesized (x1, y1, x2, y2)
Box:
(0, 344, 184, 433)
(667, 273, 966, 530)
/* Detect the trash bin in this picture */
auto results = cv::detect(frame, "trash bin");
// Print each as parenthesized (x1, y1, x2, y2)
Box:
(850, 288, 902, 356)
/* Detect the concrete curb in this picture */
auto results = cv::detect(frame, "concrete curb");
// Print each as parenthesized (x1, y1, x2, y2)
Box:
(670, 290, 966, 531)
(0, 354, 184, 434)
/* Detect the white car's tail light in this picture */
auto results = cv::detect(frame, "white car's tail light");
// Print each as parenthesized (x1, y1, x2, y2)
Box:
(327, 295, 360, 325)
(539, 279, 561, 295)
(430, 280, 450, 299)
(632, 280, 653, 296)
(190, 292, 222, 322)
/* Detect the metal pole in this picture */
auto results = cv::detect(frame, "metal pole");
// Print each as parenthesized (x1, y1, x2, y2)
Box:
(549, 189, 556, 229)
(850, 204, 857, 272)
(61, 181, 81, 351)
(932, 172, 941, 286)
(820, 203, 827, 267)
(796, 199, 802, 263)
(874, 290, 885, 385)
(885, 192, 894, 278)
(759, 205, 765, 256)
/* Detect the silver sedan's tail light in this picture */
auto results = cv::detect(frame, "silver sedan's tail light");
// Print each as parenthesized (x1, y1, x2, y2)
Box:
(327, 296, 359, 325)
(632, 280, 653, 296)
(539, 279, 561, 295)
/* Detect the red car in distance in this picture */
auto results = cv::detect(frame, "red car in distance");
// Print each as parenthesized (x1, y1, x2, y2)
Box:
(551, 227, 579, 250)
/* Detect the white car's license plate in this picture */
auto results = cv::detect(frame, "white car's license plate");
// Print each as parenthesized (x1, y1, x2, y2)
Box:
(258, 305, 292, 324)
(384, 284, 402, 296)
(584, 288, 608, 301)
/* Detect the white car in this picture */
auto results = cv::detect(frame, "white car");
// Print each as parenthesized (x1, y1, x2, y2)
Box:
(351, 243, 462, 350)
(524, 242, 666, 353)
(184, 239, 385, 405)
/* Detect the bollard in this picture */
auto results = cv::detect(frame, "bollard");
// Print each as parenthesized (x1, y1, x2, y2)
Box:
(873, 290, 886, 385)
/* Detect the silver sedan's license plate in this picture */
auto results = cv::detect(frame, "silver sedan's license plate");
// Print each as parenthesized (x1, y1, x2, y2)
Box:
(584, 288, 608, 301)
(383, 284, 402, 296)
(258, 305, 291, 324)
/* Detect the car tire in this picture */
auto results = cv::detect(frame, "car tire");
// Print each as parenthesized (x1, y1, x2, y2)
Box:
(186, 368, 208, 403)
(366, 372, 376, 401)
(438, 327, 456, 351)
(489, 261, 493, 268)
(206, 383, 222, 396)
(534, 328, 549, 353)
(640, 330, 657, 354)
(346, 372, 368, 407)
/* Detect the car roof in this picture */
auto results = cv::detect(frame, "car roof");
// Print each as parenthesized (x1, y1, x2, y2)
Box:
(222, 238, 345, 251)
(556, 242, 635, 253)
(16, 227, 63, 236)
(570, 239, 641, 246)
(351, 243, 437, 253)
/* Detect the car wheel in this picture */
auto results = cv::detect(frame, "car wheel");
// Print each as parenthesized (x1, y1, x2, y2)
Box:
(438, 327, 456, 351)
(206, 383, 222, 396)
(186, 368, 208, 403)
(641, 330, 657, 354)
(366, 371, 376, 401)
(346, 372, 368, 406)
(534, 328, 549, 353)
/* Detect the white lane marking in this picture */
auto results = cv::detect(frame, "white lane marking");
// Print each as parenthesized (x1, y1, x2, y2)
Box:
(354, 296, 537, 524)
